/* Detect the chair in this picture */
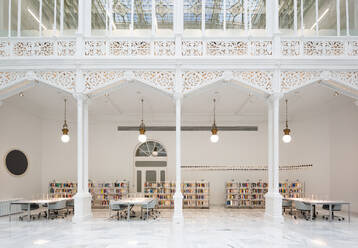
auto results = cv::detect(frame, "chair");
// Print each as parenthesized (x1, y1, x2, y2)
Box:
(47, 200, 68, 219)
(19, 204, 41, 221)
(141, 199, 159, 220)
(66, 199, 74, 215)
(282, 199, 292, 215)
(293, 201, 312, 220)
(322, 204, 345, 221)
(110, 201, 128, 220)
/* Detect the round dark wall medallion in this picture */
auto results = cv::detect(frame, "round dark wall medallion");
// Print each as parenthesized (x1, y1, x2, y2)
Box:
(5, 150, 28, 176)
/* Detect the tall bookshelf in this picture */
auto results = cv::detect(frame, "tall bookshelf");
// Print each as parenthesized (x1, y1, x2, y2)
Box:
(225, 180, 304, 208)
(48, 180, 129, 208)
(144, 180, 210, 209)
(91, 181, 129, 208)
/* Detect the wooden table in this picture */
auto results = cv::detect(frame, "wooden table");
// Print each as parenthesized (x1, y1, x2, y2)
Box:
(285, 198, 351, 222)
(110, 198, 153, 221)
(9, 198, 70, 222)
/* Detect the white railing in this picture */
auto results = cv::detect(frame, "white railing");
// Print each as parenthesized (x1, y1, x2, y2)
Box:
(0, 36, 357, 58)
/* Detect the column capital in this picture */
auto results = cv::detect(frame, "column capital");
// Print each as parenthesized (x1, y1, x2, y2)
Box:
(173, 92, 183, 101)
(266, 92, 283, 103)
(73, 93, 89, 102)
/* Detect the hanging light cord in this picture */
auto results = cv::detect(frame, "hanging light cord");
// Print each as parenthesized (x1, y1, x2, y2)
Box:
(141, 99, 144, 123)
(64, 99, 67, 125)
(285, 99, 288, 128)
(213, 98, 216, 125)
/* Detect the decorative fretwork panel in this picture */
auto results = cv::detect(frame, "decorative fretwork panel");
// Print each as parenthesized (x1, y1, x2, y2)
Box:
(154, 40, 175, 56)
(182, 40, 204, 56)
(35, 71, 76, 92)
(347, 41, 358, 56)
(0, 71, 27, 88)
(232, 71, 273, 92)
(130, 41, 151, 56)
(84, 40, 107, 56)
(83, 71, 125, 92)
(57, 40, 76, 56)
(281, 40, 301, 56)
(330, 71, 358, 89)
(206, 41, 248, 56)
(110, 41, 130, 56)
(303, 41, 345, 56)
(182, 71, 224, 93)
(280, 71, 321, 92)
(0, 41, 10, 57)
(133, 71, 175, 93)
(250, 41, 272, 56)
(13, 41, 55, 56)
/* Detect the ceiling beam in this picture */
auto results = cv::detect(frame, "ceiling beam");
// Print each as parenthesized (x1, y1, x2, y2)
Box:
(117, 126, 258, 131)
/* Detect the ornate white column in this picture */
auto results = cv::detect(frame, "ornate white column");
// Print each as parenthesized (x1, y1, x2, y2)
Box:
(265, 93, 283, 222)
(73, 69, 92, 222)
(173, 70, 184, 224)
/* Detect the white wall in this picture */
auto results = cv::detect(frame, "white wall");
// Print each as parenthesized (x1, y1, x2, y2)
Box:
(330, 104, 358, 213)
(3, 102, 356, 209)
(40, 115, 332, 205)
(0, 105, 42, 199)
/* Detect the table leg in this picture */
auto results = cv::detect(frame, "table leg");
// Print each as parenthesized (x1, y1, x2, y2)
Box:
(348, 204, 351, 223)
(310, 204, 313, 221)
(329, 204, 332, 222)
(28, 204, 31, 222)
(127, 204, 130, 221)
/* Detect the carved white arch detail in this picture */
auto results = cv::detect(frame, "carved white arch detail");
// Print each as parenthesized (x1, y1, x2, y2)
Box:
(281, 70, 358, 94)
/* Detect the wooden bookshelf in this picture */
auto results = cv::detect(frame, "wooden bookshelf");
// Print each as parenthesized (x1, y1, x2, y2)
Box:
(48, 180, 129, 208)
(144, 180, 210, 209)
(225, 180, 304, 208)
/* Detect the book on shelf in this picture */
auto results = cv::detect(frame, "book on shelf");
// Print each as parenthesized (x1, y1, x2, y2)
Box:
(225, 180, 304, 208)
(144, 180, 210, 209)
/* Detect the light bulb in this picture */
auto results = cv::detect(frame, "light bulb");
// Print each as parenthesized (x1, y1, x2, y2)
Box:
(138, 134, 147, 143)
(210, 134, 219, 143)
(61, 134, 70, 143)
(282, 134, 292, 143)
(152, 151, 158, 156)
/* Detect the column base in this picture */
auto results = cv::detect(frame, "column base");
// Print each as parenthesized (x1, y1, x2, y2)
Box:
(264, 192, 284, 223)
(173, 192, 184, 224)
(72, 192, 92, 223)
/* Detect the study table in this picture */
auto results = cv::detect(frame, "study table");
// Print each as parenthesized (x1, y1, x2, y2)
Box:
(9, 198, 71, 222)
(109, 197, 153, 221)
(285, 198, 351, 222)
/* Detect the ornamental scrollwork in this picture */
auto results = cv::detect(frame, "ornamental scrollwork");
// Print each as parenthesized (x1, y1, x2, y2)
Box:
(330, 71, 358, 90)
(280, 71, 321, 92)
(35, 71, 76, 92)
(182, 40, 204, 56)
(133, 71, 175, 93)
(0, 71, 27, 89)
(303, 41, 344, 56)
(206, 41, 248, 56)
(232, 71, 273, 92)
(182, 71, 224, 93)
(83, 71, 125, 92)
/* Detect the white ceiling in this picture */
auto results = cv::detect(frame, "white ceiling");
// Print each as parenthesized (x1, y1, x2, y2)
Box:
(1, 80, 356, 126)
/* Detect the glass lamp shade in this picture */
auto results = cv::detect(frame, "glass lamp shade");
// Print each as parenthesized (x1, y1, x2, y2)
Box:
(138, 134, 147, 143)
(152, 151, 158, 156)
(282, 134, 292, 143)
(61, 134, 70, 143)
(210, 134, 219, 143)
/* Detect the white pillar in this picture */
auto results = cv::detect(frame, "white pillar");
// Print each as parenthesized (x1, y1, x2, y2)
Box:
(264, 93, 283, 222)
(173, 93, 184, 223)
(173, 68, 184, 223)
(73, 94, 92, 222)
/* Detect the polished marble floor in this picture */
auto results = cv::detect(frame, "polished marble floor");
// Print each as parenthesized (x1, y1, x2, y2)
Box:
(0, 207, 357, 248)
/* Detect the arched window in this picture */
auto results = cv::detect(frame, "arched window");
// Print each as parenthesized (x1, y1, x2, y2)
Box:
(134, 141, 167, 193)
(135, 141, 167, 157)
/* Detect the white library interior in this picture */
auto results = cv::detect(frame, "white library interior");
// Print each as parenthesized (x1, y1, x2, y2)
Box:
(0, 0, 358, 247)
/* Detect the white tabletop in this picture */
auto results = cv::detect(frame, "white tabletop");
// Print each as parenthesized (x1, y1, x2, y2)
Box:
(285, 198, 350, 205)
(11, 198, 70, 205)
(111, 197, 153, 206)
